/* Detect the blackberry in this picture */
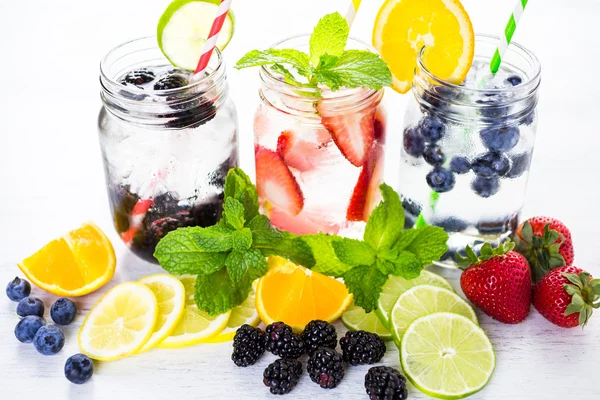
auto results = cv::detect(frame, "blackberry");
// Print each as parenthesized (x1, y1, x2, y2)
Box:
(301, 320, 337, 354)
(231, 324, 266, 367)
(154, 75, 188, 91)
(265, 322, 305, 359)
(164, 98, 217, 129)
(121, 68, 155, 86)
(306, 347, 345, 389)
(364, 366, 408, 400)
(263, 358, 302, 395)
(339, 330, 386, 366)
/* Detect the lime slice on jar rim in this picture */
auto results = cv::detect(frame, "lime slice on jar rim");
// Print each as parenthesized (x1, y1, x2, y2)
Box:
(157, 0, 235, 71)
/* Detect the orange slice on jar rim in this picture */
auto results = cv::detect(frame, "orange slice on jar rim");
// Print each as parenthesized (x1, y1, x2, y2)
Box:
(373, 0, 475, 94)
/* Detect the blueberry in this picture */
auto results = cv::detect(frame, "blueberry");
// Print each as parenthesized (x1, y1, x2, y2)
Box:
(426, 168, 455, 193)
(471, 152, 511, 177)
(65, 354, 94, 384)
(522, 109, 535, 126)
(6, 277, 31, 302)
(480, 125, 520, 152)
(404, 213, 417, 229)
(51, 298, 77, 325)
(423, 146, 445, 166)
(418, 115, 445, 142)
(14, 316, 45, 343)
(121, 68, 155, 86)
(472, 176, 500, 198)
(421, 86, 458, 109)
(153, 75, 188, 90)
(33, 325, 65, 355)
(506, 152, 532, 178)
(17, 297, 45, 318)
(403, 126, 425, 157)
(477, 216, 519, 235)
(450, 156, 471, 174)
(506, 75, 523, 86)
(401, 197, 422, 217)
(476, 89, 511, 118)
(433, 217, 468, 232)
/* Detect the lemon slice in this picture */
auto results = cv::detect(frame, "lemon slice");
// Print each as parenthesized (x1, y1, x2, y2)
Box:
(376, 270, 453, 329)
(137, 274, 186, 352)
(341, 303, 392, 341)
(158, 275, 231, 348)
(158, 0, 235, 71)
(204, 286, 260, 343)
(372, 0, 475, 93)
(390, 285, 477, 346)
(78, 282, 158, 361)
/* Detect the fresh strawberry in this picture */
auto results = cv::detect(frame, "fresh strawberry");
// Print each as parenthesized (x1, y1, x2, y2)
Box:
(255, 146, 304, 216)
(533, 266, 599, 328)
(459, 240, 532, 324)
(373, 110, 387, 143)
(346, 145, 384, 222)
(317, 103, 375, 167)
(268, 207, 340, 235)
(515, 216, 575, 282)
(276, 130, 324, 172)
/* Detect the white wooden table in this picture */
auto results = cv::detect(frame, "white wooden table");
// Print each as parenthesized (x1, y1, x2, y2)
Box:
(1, 0, 599, 399)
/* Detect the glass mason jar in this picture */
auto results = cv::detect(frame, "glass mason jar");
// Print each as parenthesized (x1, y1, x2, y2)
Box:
(99, 37, 238, 263)
(254, 35, 387, 236)
(400, 34, 541, 266)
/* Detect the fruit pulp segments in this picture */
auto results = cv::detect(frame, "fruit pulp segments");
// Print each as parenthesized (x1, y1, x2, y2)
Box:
(254, 103, 387, 235)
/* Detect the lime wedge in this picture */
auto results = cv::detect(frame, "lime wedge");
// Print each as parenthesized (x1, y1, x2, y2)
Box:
(401, 312, 495, 399)
(390, 285, 477, 346)
(375, 270, 453, 329)
(157, 0, 235, 71)
(341, 303, 392, 341)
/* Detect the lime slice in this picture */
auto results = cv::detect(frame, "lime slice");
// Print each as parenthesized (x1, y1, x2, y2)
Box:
(401, 312, 495, 399)
(390, 285, 477, 346)
(341, 303, 392, 341)
(204, 287, 260, 343)
(157, 0, 235, 71)
(376, 270, 453, 329)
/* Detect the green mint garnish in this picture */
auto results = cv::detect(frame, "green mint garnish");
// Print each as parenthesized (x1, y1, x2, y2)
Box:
(234, 12, 392, 92)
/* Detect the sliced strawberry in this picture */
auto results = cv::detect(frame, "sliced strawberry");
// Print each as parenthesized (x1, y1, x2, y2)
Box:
(276, 130, 324, 172)
(346, 145, 384, 222)
(317, 104, 376, 167)
(374, 109, 387, 143)
(255, 146, 304, 216)
(268, 207, 340, 235)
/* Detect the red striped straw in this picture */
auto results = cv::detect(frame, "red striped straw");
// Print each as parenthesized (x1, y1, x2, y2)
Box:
(194, 0, 233, 77)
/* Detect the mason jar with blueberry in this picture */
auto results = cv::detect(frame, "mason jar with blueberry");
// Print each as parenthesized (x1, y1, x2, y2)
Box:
(400, 35, 541, 266)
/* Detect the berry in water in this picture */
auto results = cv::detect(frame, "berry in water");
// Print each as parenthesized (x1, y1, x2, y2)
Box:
(51, 298, 77, 326)
(506, 152, 532, 178)
(33, 325, 65, 355)
(401, 197, 422, 229)
(364, 366, 409, 400)
(17, 297, 45, 318)
(231, 324, 266, 367)
(403, 126, 425, 157)
(14, 315, 45, 343)
(426, 168, 455, 193)
(265, 322, 305, 359)
(307, 347, 345, 389)
(121, 68, 155, 86)
(339, 330, 386, 366)
(263, 358, 303, 395)
(422, 145, 445, 166)
(506, 75, 523, 86)
(153, 75, 188, 90)
(432, 217, 468, 233)
(480, 125, 520, 152)
(471, 152, 511, 177)
(65, 354, 94, 384)
(301, 320, 338, 355)
(6, 277, 31, 302)
(450, 156, 471, 174)
(418, 115, 445, 142)
(472, 175, 500, 198)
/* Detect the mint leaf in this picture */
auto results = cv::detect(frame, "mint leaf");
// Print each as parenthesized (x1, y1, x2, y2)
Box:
(232, 228, 253, 251)
(224, 168, 259, 222)
(378, 251, 422, 279)
(247, 215, 283, 246)
(309, 12, 349, 66)
(194, 269, 252, 316)
(364, 184, 405, 251)
(314, 50, 393, 91)
(223, 198, 245, 230)
(394, 226, 448, 266)
(235, 49, 311, 77)
(258, 231, 316, 268)
(302, 233, 353, 277)
(225, 248, 268, 283)
(270, 64, 316, 88)
(332, 237, 376, 267)
(343, 265, 388, 313)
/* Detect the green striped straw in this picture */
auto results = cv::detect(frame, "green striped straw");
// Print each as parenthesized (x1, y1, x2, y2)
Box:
(490, 0, 529, 73)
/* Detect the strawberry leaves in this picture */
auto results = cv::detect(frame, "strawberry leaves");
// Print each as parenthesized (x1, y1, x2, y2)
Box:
(562, 271, 600, 327)
(515, 221, 566, 282)
(456, 240, 516, 268)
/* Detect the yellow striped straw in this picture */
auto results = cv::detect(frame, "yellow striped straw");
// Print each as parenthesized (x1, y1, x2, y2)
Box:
(346, 0, 362, 28)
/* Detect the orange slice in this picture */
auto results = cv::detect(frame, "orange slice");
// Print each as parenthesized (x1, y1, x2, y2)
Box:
(18, 222, 116, 296)
(256, 256, 352, 331)
(372, 0, 475, 93)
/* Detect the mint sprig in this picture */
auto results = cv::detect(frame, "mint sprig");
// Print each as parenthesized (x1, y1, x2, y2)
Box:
(234, 12, 392, 92)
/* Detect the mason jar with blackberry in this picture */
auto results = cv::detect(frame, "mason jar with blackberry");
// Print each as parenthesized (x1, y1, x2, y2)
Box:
(98, 37, 238, 262)
(400, 35, 541, 265)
